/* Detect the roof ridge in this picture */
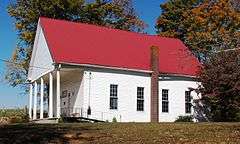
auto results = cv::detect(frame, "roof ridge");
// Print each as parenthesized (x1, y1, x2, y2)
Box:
(39, 17, 180, 41)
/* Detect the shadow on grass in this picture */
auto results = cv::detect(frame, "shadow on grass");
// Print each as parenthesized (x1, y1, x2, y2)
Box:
(0, 123, 99, 144)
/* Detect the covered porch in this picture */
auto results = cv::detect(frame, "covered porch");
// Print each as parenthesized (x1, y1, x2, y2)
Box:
(28, 65, 84, 120)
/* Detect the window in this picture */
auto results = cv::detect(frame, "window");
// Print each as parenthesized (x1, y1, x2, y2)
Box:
(162, 89, 169, 113)
(137, 87, 144, 111)
(185, 91, 192, 113)
(110, 84, 118, 110)
(61, 90, 67, 98)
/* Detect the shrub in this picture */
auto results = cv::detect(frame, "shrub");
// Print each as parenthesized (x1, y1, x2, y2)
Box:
(175, 115, 193, 122)
(0, 117, 10, 125)
(198, 51, 240, 122)
(112, 117, 117, 122)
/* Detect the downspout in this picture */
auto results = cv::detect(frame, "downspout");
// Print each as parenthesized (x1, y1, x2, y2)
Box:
(87, 72, 92, 117)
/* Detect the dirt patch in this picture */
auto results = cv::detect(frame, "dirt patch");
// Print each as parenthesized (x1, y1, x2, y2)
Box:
(63, 130, 108, 144)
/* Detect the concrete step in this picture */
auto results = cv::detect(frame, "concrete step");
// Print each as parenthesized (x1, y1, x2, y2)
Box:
(62, 117, 105, 123)
(31, 118, 58, 124)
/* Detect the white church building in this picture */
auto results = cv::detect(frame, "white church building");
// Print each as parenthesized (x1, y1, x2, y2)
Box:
(27, 17, 201, 122)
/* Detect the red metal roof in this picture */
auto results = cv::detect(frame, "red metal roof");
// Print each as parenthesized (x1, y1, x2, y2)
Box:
(40, 17, 201, 76)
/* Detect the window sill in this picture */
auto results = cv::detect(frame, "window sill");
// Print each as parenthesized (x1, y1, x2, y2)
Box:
(109, 109, 118, 111)
(137, 110, 145, 112)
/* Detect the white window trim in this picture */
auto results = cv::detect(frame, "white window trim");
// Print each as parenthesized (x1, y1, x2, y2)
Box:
(137, 87, 144, 112)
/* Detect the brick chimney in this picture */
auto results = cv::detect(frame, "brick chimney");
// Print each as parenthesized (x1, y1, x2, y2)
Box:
(150, 46, 159, 122)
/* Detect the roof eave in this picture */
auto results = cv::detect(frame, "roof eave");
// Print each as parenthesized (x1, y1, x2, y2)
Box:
(58, 62, 199, 78)
(58, 62, 153, 73)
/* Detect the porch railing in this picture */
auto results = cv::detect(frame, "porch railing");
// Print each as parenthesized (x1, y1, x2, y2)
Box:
(60, 107, 121, 122)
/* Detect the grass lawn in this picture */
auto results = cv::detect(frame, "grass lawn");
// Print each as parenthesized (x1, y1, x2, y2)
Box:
(0, 123, 239, 144)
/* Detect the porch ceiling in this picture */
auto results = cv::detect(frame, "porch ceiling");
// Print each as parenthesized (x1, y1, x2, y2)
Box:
(35, 68, 84, 84)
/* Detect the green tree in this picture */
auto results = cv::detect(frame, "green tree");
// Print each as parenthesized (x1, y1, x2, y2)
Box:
(156, 0, 240, 61)
(198, 50, 240, 121)
(6, 0, 145, 88)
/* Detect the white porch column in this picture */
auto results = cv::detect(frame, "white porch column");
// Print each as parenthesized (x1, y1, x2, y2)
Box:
(33, 81, 38, 120)
(40, 78, 44, 119)
(29, 83, 33, 119)
(56, 70, 61, 118)
(49, 72, 53, 118)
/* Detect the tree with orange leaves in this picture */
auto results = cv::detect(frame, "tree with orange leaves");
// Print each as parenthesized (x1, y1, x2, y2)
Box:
(156, 0, 240, 61)
(157, 0, 240, 122)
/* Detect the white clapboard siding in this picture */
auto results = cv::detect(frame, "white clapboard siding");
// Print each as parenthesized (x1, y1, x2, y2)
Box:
(28, 22, 54, 82)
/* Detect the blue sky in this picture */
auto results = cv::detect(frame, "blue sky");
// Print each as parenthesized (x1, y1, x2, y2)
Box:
(0, 0, 165, 108)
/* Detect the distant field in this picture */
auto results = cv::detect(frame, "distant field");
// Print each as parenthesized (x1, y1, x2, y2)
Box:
(0, 123, 239, 144)
(0, 109, 25, 117)
(0, 109, 28, 124)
